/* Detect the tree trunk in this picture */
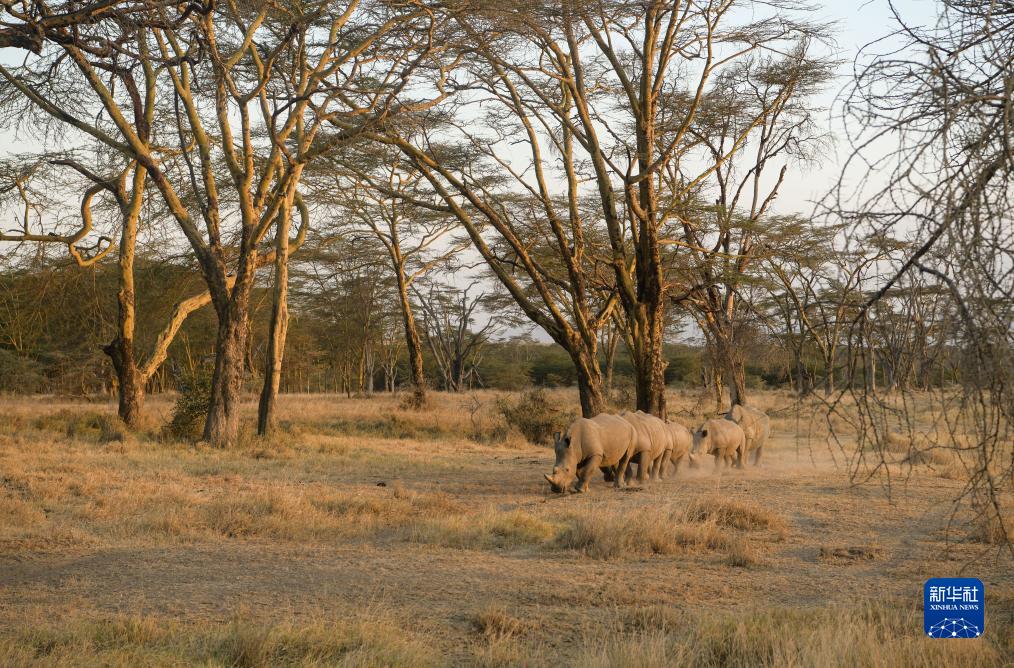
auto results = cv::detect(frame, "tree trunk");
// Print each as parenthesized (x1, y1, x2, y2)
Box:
(795, 356, 812, 396)
(397, 271, 427, 408)
(714, 328, 747, 407)
(727, 357, 747, 407)
(573, 352, 607, 418)
(575, 362, 604, 415)
(104, 337, 144, 427)
(104, 164, 146, 428)
(823, 363, 835, 397)
(205, 296, 250, 447)
(713, 368, 724, 413)
(631, 336, 667, 417)
(257, 210, 291, 436)
(603, 326, 618, 391)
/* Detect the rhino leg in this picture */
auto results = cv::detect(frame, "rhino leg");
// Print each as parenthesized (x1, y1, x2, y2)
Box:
(636, 453, 650, 483)
(600, 466, 615, 482)
(574, 454, 602, 493)
(753, 447, 763, 466)
(614, 450, 633, 489)
(713, 453, 721, 470)
(671, 454, 683, 475)
(736, 446, 745, 469)
(657, 452, 671, 480)
(655, 453, 668, 480)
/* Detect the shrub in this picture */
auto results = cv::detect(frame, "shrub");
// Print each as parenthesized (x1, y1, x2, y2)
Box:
(496, 388, 575, 445)
(165, 366, 212, 440)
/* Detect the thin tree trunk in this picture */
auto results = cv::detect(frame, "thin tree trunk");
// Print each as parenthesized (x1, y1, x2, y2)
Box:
(396, 269, 427, 408)
(257, 207, 291, 436)
(727, 357, 747, 407)
(103, 164, 146, 427)
(824, 366, 835, 396)
(603, 325, 618, 391)
(714, 374, 724, 412)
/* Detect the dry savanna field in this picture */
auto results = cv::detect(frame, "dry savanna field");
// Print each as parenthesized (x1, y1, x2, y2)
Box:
(1, 389, 1011, 667)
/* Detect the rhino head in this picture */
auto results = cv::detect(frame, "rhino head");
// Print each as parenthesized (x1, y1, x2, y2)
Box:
(691, 426, 709, 455)
(544, 431, 577, 493)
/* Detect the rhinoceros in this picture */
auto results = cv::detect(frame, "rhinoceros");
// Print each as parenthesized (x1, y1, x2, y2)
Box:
(692, 418, 745, 470)
(544, 413, 636, 493)
(664, 419, 693, 475)
(619, 410, 671, 482)
(726, 404, 770, 466)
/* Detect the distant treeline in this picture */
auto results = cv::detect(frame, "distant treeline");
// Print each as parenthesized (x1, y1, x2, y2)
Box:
(0, 256, 954, 398)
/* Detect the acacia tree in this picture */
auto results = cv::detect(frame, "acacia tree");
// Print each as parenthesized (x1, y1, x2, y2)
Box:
(664, 43, 834, 407)
(328, 155, 466, 408)
(1, 0, 442, 443)
(763, 230, 899, 397)
(0, 154, 230, 425)
(368, 0, 829, 417)
(292, 234, 397, 395)
(414, 279, 509, 392)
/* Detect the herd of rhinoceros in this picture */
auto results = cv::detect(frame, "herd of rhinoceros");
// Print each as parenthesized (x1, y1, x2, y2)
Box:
(544, 405, 771, 493)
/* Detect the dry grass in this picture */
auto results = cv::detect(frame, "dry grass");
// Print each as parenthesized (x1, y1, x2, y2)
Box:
(554, 512, 728, 559)
(0, 390, 1011, 667)
(724, 537, 761, 568)
(0, 611, 438, 667)
(579, 601, 1003, 668)
(685, 496, 787, 533)
(471, 606, 533, 640)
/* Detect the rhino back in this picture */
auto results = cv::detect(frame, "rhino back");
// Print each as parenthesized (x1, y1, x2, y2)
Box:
(589, 413, 635, 466)
(669, 422, 692, 456)
(638, 413, 670, 457)
(620, 412, 654, 456)
(729, 405, 770, 450)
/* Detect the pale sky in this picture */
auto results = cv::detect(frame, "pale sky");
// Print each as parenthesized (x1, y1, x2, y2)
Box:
(772, 0, 931, 215)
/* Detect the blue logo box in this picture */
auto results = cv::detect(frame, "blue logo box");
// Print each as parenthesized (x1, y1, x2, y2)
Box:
(924, 578, 984, 638)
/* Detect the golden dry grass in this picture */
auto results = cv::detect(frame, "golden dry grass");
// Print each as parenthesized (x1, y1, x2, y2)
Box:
(0, 389, 1010, 666)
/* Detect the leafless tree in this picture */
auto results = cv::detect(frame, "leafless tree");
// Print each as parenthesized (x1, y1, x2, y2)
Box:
(414, 279, 510, 392)
(831, 0, 1013, 551)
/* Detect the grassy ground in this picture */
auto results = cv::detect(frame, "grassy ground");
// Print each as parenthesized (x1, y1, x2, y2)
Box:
(0, 389, 1010, 666)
